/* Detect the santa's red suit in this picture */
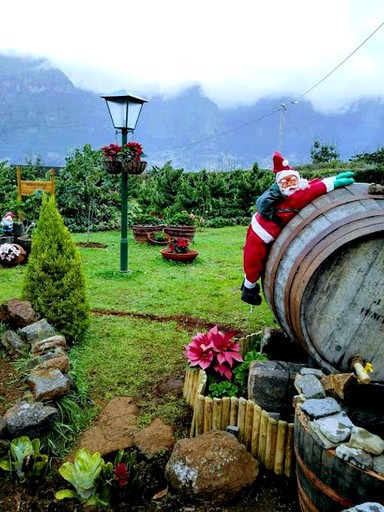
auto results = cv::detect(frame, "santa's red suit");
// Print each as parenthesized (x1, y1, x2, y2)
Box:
(243, 177, 334, 286)
(241, 152, 354, 306)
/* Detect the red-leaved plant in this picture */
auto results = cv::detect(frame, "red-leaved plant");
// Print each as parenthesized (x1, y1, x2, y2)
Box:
(101, 142, 146, 163)
(114, 463, 129, 488)
(184, 325, 243, 380)
(168, 237, 190, 254)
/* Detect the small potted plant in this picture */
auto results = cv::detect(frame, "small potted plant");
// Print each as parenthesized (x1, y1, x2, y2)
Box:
(164, 211, 196, 241)
(160, 237, 199, 262)
(146, 229, 171, 246)
(131, 212, 164, 243)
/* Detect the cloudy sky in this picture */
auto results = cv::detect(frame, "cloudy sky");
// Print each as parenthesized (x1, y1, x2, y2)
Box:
(1, 0, 383, 113)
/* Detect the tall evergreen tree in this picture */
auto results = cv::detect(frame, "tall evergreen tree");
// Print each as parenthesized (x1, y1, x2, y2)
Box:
(22, 194, 90, 343)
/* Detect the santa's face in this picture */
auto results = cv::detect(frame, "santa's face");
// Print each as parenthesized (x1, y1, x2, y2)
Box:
(278, 174, 301, 196)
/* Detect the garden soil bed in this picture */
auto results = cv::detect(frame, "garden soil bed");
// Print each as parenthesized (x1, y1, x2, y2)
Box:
(0, 314, 299, 511)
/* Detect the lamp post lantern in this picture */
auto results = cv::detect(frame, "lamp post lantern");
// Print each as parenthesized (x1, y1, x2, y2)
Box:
(101, 91, 148, 272)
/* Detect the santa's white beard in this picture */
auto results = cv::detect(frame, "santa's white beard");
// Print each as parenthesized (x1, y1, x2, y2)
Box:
(279, 178, 309, 196)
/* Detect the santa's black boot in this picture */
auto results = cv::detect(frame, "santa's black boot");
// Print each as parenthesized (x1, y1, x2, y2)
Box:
(241, 283, 262, 306)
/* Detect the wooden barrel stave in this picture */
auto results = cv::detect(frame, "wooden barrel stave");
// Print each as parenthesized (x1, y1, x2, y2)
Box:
(263, 184, 384, 381)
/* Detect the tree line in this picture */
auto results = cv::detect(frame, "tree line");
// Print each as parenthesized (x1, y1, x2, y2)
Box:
(0, 144, 383, 234)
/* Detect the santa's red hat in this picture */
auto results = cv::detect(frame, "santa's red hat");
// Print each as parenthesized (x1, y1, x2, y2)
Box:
(273, 152, 300, 182)
(3, 212, 14, 219)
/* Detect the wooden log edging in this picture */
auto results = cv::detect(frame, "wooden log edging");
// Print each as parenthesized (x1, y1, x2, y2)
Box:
(182, 366, 295, 477)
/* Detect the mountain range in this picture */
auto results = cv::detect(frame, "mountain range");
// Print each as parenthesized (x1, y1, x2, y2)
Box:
(1, 54, 383, 171)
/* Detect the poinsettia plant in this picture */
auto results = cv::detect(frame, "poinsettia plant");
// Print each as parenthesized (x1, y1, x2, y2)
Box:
(101, 142, 146, 163)
(101, 143, 122, 162)
(167, 237, 190, 254)
(184, 326, 269, 398)
(184, 325, 243, 381)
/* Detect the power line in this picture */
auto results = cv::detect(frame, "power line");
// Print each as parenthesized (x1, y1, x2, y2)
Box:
(160, 21, 384, 154)
(292, 21, 384, 103)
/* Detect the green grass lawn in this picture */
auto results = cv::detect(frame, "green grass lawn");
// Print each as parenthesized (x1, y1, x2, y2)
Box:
(0, 226, 276, 443)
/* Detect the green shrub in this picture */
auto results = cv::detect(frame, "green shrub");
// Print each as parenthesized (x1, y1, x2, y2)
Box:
(167, 212, 195, 226)
(22, 194, 90, 343)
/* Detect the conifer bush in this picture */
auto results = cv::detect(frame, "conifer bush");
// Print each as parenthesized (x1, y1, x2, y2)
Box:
(22, 194, 90, 343)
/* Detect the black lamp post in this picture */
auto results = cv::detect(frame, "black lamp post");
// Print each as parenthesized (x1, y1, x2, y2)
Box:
(101, 91, 148, 272)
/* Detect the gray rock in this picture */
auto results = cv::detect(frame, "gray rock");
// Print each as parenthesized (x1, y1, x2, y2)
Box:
(300, 397, 341, 419)
(27, 368, 70, 401)
(18, 319, 56, 343)
(4, 401, 58, 437)
(295, 374, 326, 399)
(1, 330, 28, 357)
(335, 443, 373, 471)
(312, 411, 354, 444)
(0, 416, 7, 437)
(372, 454, 384, 476)
(342, 503, 384, 512)
(248, 360, 306, 416)
(300, 367, 324, 378)
(308, 421, 339, 449)
(348, 426, 384, 456)
(31, 335, 67, 356)
(165, 430, 259, 504)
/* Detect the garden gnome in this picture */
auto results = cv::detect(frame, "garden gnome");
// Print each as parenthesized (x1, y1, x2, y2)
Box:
(1, 211, 14, 234)
(241, 151, 355, 305)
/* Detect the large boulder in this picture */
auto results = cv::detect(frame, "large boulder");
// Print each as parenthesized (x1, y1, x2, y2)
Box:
(165, 430, 259, 504)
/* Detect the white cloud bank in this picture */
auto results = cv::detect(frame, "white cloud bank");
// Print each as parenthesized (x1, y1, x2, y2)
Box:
(1, 0, 384, 112)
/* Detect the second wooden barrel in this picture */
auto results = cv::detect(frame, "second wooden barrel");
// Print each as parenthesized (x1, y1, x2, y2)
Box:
(262, 183, 384, 382)
(294, 406, 384, 511)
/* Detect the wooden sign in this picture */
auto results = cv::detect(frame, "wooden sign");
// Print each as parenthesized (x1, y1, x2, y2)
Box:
(17, 167, 55, 198)
(16, 167, 55, 220)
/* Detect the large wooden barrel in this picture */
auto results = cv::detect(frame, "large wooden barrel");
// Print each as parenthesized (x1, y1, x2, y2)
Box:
(263, 183, 384, 382)
(294, 407, 384, 511)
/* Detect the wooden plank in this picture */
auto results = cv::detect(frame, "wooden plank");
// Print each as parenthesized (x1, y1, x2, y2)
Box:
(257, 410, 269, 463)
(273, 421, 288, 475)
(244, 400, 255, 451)
(212, 398, 222, 430)
(265, 416, 278, 470)
(203, 397, 213, 433)
(221, 397, 231, 430)
(229, 396, 239, 426)
(251, 403, 262, 457)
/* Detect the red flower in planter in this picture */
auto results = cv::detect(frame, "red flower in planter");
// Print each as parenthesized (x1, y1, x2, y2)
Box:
(184, 325, 243, 380)
(168, 237, 190, 254)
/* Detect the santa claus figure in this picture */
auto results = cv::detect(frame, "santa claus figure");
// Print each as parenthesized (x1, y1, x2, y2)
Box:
(241, 151, 355, 305)
(1, 212, 14, 234)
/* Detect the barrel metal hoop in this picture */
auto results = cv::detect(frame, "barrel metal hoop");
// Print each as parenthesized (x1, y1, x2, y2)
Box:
(296, 477, 320, 512)
(294, 448, 354, 509)
(286, 215, 384, 359)
(264, 193, 384, 316)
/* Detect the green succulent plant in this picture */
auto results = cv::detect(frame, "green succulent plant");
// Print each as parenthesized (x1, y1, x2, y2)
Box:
(55, 448, 107, 506)
(0, 436, 49, 483)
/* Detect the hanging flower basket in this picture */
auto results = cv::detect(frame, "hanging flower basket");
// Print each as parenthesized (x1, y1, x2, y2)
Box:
(103, 161, 123, 175)
(122, 161, 147, 175)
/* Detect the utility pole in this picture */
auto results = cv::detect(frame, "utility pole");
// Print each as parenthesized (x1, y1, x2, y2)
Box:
(279, 103, 286, 152)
